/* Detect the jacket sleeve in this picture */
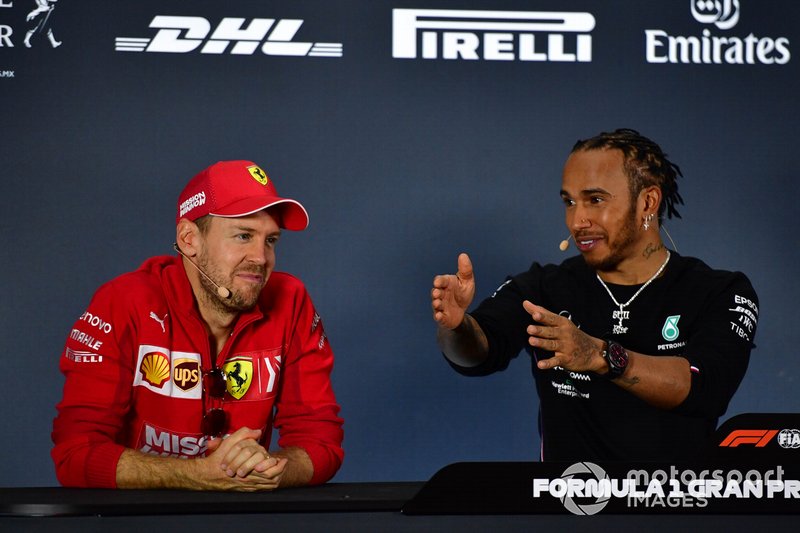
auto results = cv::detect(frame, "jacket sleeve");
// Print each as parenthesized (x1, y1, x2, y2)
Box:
(674, 272, 758, 419)
(51, 279, 136, 487)
(272, 287, 344, 485)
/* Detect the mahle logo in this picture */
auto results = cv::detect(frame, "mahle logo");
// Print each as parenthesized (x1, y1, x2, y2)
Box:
(393, 9, 594, 62)
(115, 16, 342, 58)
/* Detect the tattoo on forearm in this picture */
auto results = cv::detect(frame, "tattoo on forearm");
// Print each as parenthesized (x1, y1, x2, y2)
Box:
(618, 375, 640, 386)
(643, 242, 665, 259)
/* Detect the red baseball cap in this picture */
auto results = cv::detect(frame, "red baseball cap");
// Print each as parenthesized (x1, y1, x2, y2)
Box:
(176, 160, 309, 230)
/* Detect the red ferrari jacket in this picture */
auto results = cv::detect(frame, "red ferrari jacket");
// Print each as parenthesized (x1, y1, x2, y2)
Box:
(52, 255, 344, 487)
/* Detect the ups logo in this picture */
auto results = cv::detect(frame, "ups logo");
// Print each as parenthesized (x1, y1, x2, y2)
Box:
(173, 358, 200, 392)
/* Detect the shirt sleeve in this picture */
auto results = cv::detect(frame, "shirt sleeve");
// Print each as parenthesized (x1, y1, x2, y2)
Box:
(50, 280, 135, 488)
(272, 288, 344, 485)
(448, 266, 542, 376)
(674, 271, 758, 419)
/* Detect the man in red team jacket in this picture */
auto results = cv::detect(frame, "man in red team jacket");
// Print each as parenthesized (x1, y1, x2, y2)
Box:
(52, 161, 344, 490)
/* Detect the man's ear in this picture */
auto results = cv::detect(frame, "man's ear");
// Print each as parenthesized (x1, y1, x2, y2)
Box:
(639, 185, 662, 218)
(176, 218, 201, 257)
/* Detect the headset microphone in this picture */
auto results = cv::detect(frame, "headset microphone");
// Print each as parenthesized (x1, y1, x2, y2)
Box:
(172, 243, 232, 299)
(559, 235, 572, 251)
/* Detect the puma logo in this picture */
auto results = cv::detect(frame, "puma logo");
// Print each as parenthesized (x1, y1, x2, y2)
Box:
(149, 312, 167, 333)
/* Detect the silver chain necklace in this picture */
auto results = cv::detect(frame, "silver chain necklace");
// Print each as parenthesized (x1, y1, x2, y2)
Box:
(596, 250, 670, 335)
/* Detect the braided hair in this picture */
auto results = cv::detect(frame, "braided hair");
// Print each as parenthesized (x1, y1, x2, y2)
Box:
(571, 128, 684, 220)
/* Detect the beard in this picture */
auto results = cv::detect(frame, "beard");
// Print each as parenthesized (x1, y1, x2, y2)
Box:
(195, 251, 265, 313)
(583, 205, 639, 273)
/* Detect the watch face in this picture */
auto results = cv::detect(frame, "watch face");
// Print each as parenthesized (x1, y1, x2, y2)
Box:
(607, 342, 628, 369)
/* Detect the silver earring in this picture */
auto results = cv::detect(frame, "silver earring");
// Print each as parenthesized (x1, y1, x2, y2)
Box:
(643, 213, 654, 231)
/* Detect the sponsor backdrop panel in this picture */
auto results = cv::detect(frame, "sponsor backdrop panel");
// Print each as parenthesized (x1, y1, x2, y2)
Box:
(1, 0, 797, 486)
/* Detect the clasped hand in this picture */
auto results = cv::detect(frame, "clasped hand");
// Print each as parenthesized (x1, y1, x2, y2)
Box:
(203, 427, 288, 491)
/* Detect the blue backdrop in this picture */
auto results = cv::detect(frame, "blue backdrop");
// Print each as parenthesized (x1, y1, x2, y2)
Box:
(1, 0, 798, 485)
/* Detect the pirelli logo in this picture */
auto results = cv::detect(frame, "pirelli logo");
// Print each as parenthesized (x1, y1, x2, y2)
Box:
(719, 429, 779, 448)
(392, 8, 595, 62)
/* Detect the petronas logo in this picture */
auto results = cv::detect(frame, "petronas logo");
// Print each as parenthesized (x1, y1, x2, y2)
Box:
(662, 315, 681, 341)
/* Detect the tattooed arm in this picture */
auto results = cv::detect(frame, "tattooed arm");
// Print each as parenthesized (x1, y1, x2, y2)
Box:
(522, 300, 690, 410)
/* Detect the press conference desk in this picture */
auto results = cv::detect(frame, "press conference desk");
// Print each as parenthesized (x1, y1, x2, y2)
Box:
(1, 479, 796, 532)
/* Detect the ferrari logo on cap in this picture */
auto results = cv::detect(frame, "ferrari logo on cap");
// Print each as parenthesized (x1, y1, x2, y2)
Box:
(247, 165, 269, 186)
(223, 359, 253, 399)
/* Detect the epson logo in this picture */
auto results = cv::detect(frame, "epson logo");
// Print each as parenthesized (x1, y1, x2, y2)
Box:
(392, 9, 594, 62)
(645, 1, 790, 65)
(115, 16, 342, 57)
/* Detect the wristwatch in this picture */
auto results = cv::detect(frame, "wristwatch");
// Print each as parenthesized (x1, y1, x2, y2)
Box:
(602, 339, 629, 379)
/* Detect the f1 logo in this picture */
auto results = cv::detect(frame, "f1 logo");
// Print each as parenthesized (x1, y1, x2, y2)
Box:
(719, 429, 778, 447)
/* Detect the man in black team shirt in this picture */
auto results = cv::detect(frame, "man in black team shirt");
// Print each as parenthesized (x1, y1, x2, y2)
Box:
(431, 129, 758, 461)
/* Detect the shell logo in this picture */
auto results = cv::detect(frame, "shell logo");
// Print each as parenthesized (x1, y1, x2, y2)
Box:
(140, 351, 171, 388)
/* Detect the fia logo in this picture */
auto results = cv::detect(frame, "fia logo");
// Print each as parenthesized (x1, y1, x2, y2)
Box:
(691, 0, 740, 30)
(778, 429, 800, 449)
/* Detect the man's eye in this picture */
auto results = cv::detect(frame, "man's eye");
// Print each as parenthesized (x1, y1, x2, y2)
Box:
(562, 198, 575, 207)
(266, 236, 279, 246)
(590, 196, 604, 204)
(236, 233, 252, 241)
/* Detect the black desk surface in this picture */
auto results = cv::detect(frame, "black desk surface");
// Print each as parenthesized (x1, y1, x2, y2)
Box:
(0, 482, 421, 517)
(1, 481, 797, 533)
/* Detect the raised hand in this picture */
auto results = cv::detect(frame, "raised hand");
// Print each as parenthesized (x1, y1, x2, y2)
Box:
(432, 253, 476, 330)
